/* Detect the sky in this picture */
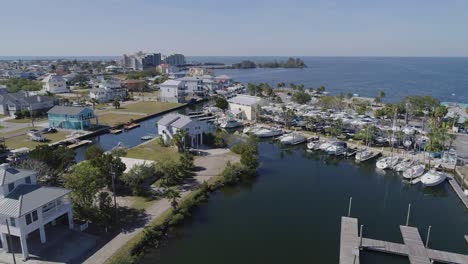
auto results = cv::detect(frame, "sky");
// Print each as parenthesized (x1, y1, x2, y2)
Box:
(1, 0, 468, 56)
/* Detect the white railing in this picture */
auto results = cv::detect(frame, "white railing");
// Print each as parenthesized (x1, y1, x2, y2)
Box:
(42, 203, 70, 221)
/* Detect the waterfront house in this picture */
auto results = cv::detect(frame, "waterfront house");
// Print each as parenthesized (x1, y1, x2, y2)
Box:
(214, 74, 233, 88)
(0, 164, 73, 260)
(41, 73, 69, 94)
(47, 106, 98, 130)
(228, 94, 266, 120)
(89, 78, 127, 103)
(159, 80, 187, 103)
(157, 113, 215, 146)
(0, 91, 56, 117)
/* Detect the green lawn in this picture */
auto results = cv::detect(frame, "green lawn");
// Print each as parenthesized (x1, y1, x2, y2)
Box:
(130, 196, 158, 210)
(114, 101, 183, 115)
(5, 118, 47, 124)
(0, 127, 35, 138)
(96, 112, 144, 127)
(4, 130, 69, 150)
(126, 140, 179, 162)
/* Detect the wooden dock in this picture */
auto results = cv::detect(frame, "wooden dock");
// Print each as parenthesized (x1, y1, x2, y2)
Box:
(67, 139, 92, 149)
(340, 217, 468, 264)
(447, 176, 468, 208)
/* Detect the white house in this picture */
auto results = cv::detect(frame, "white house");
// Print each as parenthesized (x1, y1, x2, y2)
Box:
(0, 164, 73, 260)
(159, 80, 187, 103)
(157, 113, 215, 147)
(228, 94, 266, 120)
(89, 78, 127, 103)
(42, 74, 69, 94)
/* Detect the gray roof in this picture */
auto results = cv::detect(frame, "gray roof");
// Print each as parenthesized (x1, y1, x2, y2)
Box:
(0, 92, 55, 106)
(0, 165, 36, 186)
(158, 113, 193, 129)
(47, 105, 91, 115)
(0, 185, 71, 217)
(228, 95, 262, 106)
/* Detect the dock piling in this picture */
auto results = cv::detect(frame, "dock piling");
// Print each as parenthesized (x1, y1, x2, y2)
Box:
(425, 225, 431, 248)
(348, 197, 352, 217)
(405, 203, 411, 226)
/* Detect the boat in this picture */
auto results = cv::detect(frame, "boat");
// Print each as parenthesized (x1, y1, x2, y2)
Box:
(394, 159, 414, 172)
(376, 156, 399, 170)
(6, 147, 30, 162)
(243, 125, 263, 134)
(326, 142, 347, 155)
(402, 164, 425, 179)
(307, 141, 321, 150)
(344, 147, 358, 157)
(375, 136, 388, 145)
(141, 135, 153, 140)
(124, 122, 141, 130)
(109, 129, 123, 134)
(220, 119, 242, 129)
(420, 169, 447, 187)
(355, 149, 378, 162)
(279, 133, 306, 145)
(254, 127, 283, 138)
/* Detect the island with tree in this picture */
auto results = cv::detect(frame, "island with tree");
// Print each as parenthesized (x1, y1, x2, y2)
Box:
(231, 57, 306, 69)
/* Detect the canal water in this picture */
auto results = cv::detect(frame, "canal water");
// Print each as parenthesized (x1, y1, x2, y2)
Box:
(139, 142, 468, 264)
(73, 104, 203, 161)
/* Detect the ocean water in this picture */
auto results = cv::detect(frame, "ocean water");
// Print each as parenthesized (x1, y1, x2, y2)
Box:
(189, 56, 468, 103)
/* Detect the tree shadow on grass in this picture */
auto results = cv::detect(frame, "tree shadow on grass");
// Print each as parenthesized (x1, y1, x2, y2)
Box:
(117, 206, 150, 233)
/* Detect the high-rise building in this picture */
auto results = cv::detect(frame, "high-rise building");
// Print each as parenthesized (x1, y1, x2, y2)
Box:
(122, 51, 161, 71)
(164, 54, 186, 66)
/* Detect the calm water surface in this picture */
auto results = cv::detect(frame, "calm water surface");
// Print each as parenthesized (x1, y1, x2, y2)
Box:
(140, 142, 468, 264)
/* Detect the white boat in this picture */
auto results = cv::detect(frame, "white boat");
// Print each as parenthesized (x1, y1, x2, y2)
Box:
(220, 119, 242, 129)
(376, 156, 399, 170)
(307, 141, 321, 150)
(394, 159, 414, 172)
(243, 125, 263, 134)
(254, 127, 283, 138)
(355, 150, 373, 162)
(279, 133, 306, 145)
(420, 169, 447, 187)
(402, 164, 425, 179)
(141, 135, 153, 140)
(326, 142, 347, 155)
(318, 140, 336, 151)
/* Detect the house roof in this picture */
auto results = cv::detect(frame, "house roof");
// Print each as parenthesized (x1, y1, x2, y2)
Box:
(228, 95, 262, 106)
(0, 185, 71, 217)
(158, 113, 193, 129)
(215, 74, 232, 80)
(160, 80, 183, 87)
(0, 92, 55, 106)
(42, 73, 65, 83)
(47, 105, 91, 115)
(0, 164, 36, 186)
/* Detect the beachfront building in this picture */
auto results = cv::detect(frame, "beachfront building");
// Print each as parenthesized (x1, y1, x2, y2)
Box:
(159, 80, 187, 103)
(41, 74, 69, 94)
(89, 78, 127, 103)
(122, 52, 162, 71)
(0, 164, 73, 260)
(163, 54, 186, 66)
(227, 94, 266, 120)
(47, 106, 98, 130)
(157, 113, 215, 146)
(214, 75, 233, 88)
(0, 91, 55, 117)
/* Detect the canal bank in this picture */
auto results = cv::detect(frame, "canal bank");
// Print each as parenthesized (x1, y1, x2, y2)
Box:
(138, 142, 468, 264)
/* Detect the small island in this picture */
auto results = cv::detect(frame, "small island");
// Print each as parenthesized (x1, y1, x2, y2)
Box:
(231, 57, 306, 69)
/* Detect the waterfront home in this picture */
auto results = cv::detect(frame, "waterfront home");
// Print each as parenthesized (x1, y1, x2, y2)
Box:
(228, 94, 266, 120)
(0, 91, 56, 117)
(89, 78, 127, 103)
(157, 113, 215, 146)
(122, 79, 146, 92)
(187, 67, 214, 77)
(41, 73, 69, 94)
(159, 80, 187, 103)
(0, 164, 73, 260)
(214, 74, 233, 88)
(47, 106, 98, 130)
(176, 76, 215, 96)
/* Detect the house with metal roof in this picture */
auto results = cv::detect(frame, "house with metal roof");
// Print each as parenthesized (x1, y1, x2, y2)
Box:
(159, 80, 187, 103)
(0, 91, 56, 117)
(157, 113, 215, 146)
(0, 163, 73, 260)
(227, 94, 266, 120)
(41, 74, 69, 94)
(47, 106, 98, 130)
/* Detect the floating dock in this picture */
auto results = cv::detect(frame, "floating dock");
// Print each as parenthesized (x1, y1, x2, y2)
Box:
(339, 216, 468, 264)
(109, 129, 123, 134)
(67, 140, 92, 149)
(124, 123, 140, 130)
(447, 176, 468, 208)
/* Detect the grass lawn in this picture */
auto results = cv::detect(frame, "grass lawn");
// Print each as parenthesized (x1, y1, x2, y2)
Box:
(96, 112, 143, 127)
(4, 130, 69, 150)
(130, 196, 158, 210)
(114, 101, 183, 115)
(126, 140, 179, 162)
(0, 127, 35, 138)
(5, 118, 47, 124)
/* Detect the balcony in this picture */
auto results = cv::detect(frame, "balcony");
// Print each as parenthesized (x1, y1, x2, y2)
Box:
(42, 203, 70, 223)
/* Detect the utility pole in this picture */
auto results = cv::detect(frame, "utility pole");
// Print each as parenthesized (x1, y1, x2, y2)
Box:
(110, 165, 118, 220)
(5, 219, 17, 264)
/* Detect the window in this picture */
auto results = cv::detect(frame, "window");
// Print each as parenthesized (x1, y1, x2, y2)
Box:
(25, 176, 31, 184)
(26, 214, 32, 225)
(32, 210, 38, 221)
(10, 218, 15, 227)
(8, 183, 14, 192)
(26, 210, 38, 225)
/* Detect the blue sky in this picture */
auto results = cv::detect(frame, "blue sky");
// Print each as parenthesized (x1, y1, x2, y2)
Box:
(1, 0, 468, 56)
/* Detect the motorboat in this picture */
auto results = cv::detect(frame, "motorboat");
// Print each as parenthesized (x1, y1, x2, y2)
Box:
(420, 169, 447, 187)
(254, 127, 283, 138)
(141, 135, 153, 140)
(344, 147, 358, 157)
(326, 141, 347, 155)
(394, 159, 414, 172)
(279, 133, 306, 145)
(402, 164, 425, 179)
(220, 119, 242, 129)
(375, 136, 388, 145)
(307, 141, 322, 150)
(243, 125, 263, 134)
(355, 149, 375, 162)
(376, 156, 400, 170)
(318, 141, 333, 151)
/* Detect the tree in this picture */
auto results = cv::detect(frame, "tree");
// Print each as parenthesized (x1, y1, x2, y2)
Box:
(240, 148, 259, 171)
(90, 98, 98, 109)
(379, 90, 385, 103)
(214, 96, 228, 111)
(179, 152, 194, 172)
(121, 163, 155, 195)
(96, 192, 114, 228)
(263, 83, 274, 97)
(29, 145, 75, 177)
(316, 86, 326, 93)
(374, 96, 381, 105)
(113, 97, 121, 109)
(345, 93, 353, 100)
(291, 91, 311, 104)
(165, 188, 181, 209)
(171, 129, 189, 152)
(157, 158, 187, 187)
(84, 144, 104, 160)
(64, 161, 105, 220)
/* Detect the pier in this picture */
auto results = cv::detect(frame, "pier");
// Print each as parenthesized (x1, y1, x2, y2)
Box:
(339, 216, 468, 264)
(447, 176, 468, 208)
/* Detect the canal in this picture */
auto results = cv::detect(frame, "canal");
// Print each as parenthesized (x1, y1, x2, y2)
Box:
(138, 142, 468, 264)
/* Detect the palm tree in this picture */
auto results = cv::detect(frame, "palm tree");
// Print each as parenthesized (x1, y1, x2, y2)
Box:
(379, 91, 385, 103)
(171, 129, 189, 152)
(90, 98, 98, 109)
(165, 188, 181, 209)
